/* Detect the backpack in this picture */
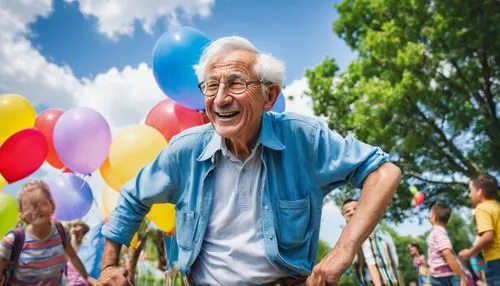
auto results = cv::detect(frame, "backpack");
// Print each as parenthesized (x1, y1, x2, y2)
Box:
(1, 221, 67, 286)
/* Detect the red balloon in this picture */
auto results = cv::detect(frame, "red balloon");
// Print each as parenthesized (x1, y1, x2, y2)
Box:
(145, 98, 206, 142)
(34, 109, 65, 169)
(413, 191, 425, 206)
(0, 128, 48, 183)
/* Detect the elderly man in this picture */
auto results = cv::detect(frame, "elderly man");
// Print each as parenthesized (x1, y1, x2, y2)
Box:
(97, 36, 401, 285)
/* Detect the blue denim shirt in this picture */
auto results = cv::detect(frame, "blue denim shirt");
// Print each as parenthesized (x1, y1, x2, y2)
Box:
(102, 112, 388, 276)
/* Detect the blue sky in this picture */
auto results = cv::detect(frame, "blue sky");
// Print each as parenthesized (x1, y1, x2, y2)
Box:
(29, 0, 355, 83)
(0, 0, 431, 246)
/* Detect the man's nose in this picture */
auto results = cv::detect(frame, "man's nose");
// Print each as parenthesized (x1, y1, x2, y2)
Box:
(213, 82, 231, 106)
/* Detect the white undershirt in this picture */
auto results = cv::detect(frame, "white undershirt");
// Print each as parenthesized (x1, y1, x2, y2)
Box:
(191, 142, 287, 285)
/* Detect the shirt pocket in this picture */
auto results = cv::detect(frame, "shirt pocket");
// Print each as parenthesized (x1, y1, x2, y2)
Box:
(276, 196, 311, 249)
(176, 210, 197, 251)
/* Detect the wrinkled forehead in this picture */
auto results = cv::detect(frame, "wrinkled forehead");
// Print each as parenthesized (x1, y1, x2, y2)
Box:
(205, 49, 258, 79)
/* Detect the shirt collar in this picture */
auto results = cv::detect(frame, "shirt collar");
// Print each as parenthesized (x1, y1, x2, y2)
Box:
(197, 112, 285, 162)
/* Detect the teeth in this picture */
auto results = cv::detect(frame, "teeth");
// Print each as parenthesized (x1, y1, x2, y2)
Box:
(218, 111, 238, 116)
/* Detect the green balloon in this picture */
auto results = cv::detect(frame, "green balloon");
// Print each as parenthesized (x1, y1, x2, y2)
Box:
(0, 193, 19, 237)
(409, 186, 419, 195)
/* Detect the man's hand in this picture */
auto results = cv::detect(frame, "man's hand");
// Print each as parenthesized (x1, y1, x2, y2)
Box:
(97, 266, 130, 286)
(306, 250, 353, 286)
(458, 248, 473, 261)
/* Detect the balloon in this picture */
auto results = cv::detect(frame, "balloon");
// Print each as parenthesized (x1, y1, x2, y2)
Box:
(147, 203, 176, 235)
(53, 107, 111, 175)
(108, 125, 167, 184)
(145, 98, 206, 142)
(153, 26, 211, 110)
(130, 232, 140, 249)
(35, 109, 65, 169)
(271, 92, 286, 113)
(0, 128, 48, 183)
(100, 186, 120, 220)
(0, 193, 19, 237)
(0, 94, 36, 145)
(409, 185, 418, 195)
(99, 158, 124, 191)
(413, 191, 425, 206)
(48, 174, 94, 221)
(0, 174, 6, 191)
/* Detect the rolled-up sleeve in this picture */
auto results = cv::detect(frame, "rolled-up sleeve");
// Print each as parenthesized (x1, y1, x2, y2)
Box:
(102, 147, 179, 245)
(313, 120, 389, 190)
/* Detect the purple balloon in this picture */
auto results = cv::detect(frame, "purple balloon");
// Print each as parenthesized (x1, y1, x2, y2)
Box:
(271, 92, 286, 113)
(48, 174, 93, 221)
(54, 107, 111, 175)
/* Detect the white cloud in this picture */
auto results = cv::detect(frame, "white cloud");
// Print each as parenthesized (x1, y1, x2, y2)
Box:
(77, 63, 164, 127)
(0, 0, 79, 109)
(64, 0, 215, 39)
(282, 77, 315, 117)
(0, 0, 167, 128)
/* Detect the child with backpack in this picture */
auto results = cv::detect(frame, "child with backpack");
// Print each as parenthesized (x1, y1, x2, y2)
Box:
(0, 180, 95, 285)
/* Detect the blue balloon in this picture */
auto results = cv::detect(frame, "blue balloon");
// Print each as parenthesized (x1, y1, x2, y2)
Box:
(271, 92, 286, 113)
(48, 174, 94, 221)
(153, 26, 211, 110)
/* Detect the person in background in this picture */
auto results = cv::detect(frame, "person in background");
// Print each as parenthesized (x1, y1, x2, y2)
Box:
(67, 219, 91, 286)
(0, 180, 95, 285)
(426, 202, 468, 286)
(343, 199, 402, 286)
(459, 174, 500, 286)
(408, 243, 431, 286)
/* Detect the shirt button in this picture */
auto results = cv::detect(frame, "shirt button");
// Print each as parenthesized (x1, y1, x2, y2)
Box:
(268, 235, 273, 240)
(264, 205, 269, 211)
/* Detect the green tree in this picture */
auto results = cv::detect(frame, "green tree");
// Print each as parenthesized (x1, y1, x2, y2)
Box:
(316, 239, 332, 264)
(306, 0, 500, 221)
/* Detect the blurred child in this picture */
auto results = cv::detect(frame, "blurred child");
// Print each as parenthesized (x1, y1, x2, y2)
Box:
(427, 202, 469, 286)
(0, 180, 94, 285)
(67, 220, 91, 286)
(459, 174, 500, 286)
(408, 243, 431, 286)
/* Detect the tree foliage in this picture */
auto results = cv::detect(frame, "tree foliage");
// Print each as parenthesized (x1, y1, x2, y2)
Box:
(306, 0, 500, 221)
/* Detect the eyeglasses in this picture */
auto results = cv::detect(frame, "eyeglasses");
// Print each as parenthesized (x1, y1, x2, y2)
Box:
(198, 77, 270, 97)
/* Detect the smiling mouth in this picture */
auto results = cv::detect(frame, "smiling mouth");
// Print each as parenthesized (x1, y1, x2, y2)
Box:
(215, 111, 240, 118)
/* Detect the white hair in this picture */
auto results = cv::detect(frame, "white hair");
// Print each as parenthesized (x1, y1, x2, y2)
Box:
(193, 36, 285, 87)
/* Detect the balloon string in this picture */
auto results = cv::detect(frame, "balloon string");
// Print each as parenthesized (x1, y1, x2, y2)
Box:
(82, 174, 104, 221)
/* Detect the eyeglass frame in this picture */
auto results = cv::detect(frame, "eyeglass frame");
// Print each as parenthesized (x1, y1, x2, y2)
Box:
(197, 77, 272, 97)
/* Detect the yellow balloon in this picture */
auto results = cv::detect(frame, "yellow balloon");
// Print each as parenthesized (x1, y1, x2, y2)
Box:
(99, 158, 124, 192)
(100, 186, 121, 220)
(0, 94, 36, 145)
(147, 203, 176, 235)
(109, 124, 167, 184)
(130, 232, 140, 249)
(0, 174, 6, 191)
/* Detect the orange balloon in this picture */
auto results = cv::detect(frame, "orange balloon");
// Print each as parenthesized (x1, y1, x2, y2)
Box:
(99, 157, 123, 192)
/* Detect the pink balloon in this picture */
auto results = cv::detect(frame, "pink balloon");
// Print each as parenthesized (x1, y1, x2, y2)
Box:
(53, 107, 111, 175)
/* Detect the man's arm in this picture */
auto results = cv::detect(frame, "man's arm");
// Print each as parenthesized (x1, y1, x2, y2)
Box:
(459, 231, 495, 260)
(307, 162, 401, 285)
(97, 239, 130, 286)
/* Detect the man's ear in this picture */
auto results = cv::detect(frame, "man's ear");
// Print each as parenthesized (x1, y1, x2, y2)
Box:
(263, 84, 281, 111)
